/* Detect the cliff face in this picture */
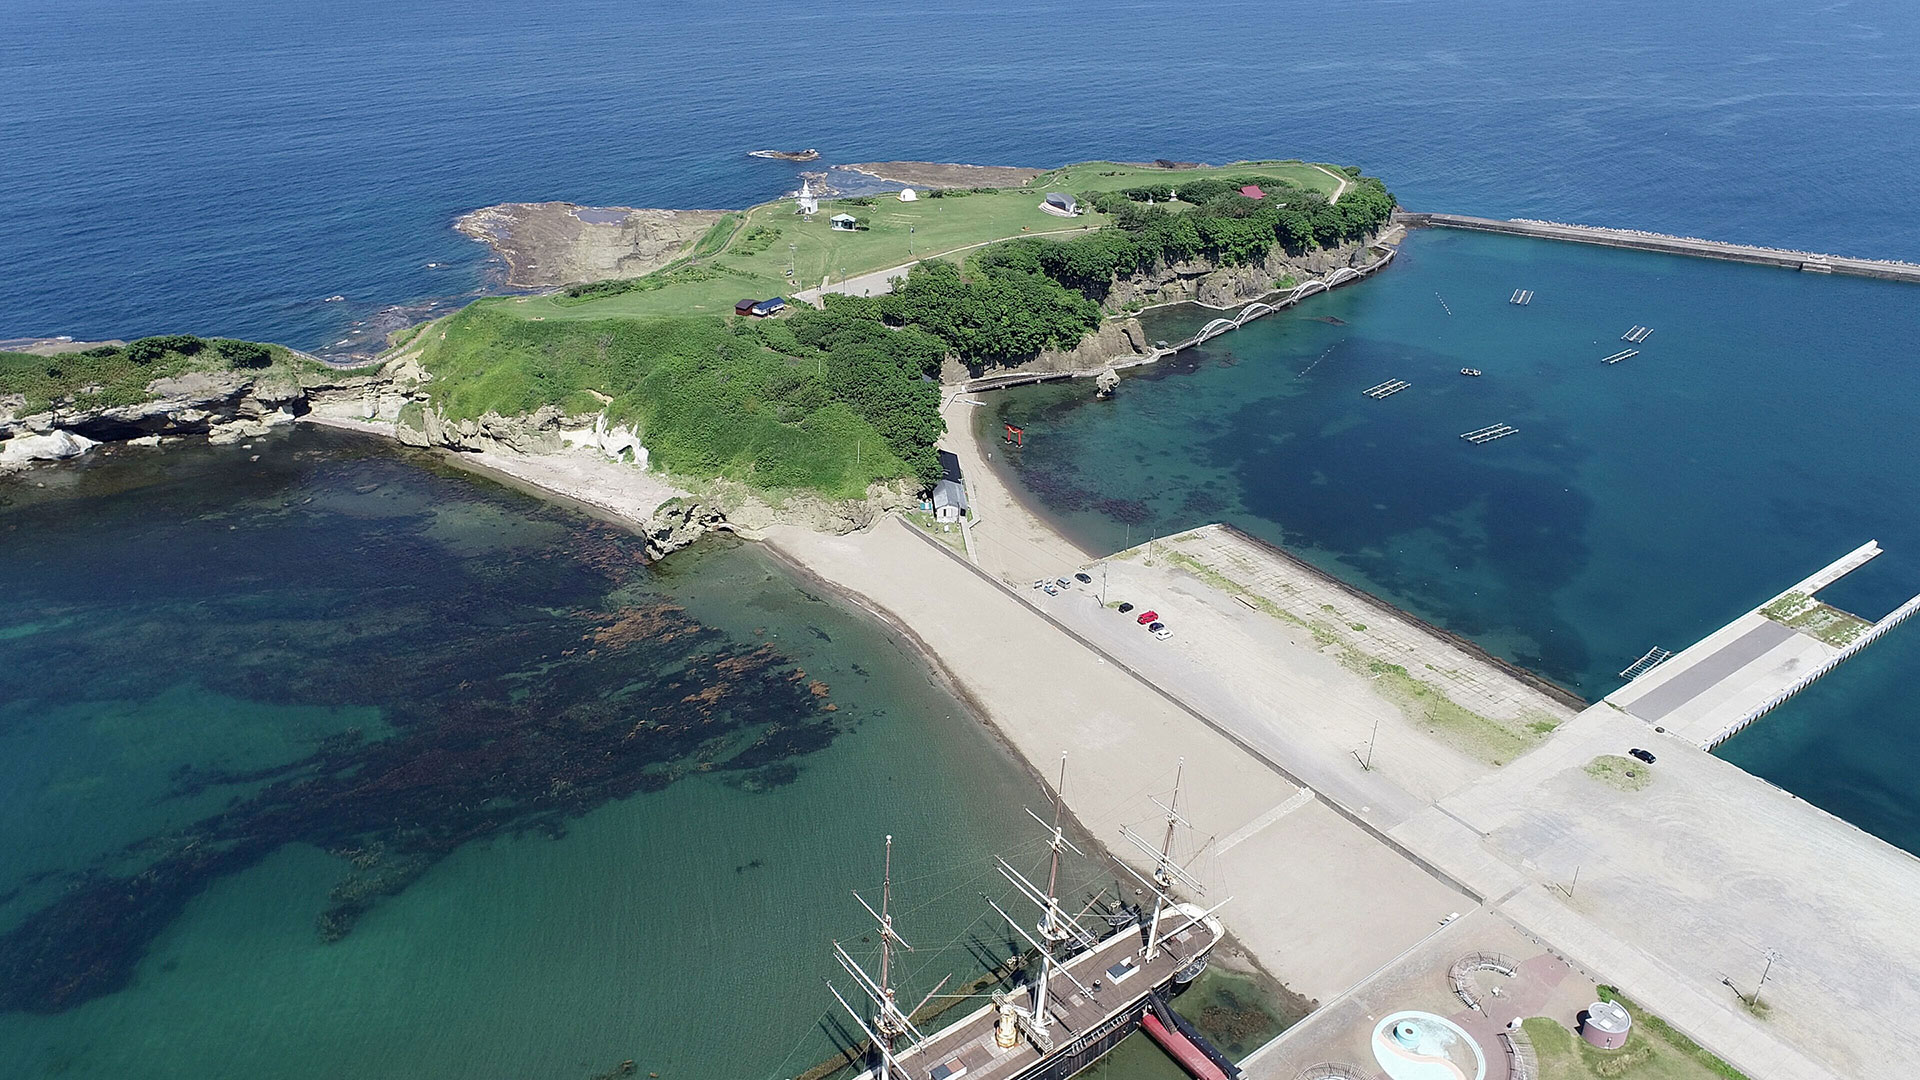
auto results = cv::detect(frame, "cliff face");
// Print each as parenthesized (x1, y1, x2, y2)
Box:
(1106, 234, 1382, 312)
(0, 359, 423, 471)
(944, 235, 1384, 381)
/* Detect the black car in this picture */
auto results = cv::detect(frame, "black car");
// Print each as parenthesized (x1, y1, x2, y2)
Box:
(1074, 572, 1092, 584)
(1117, 602, 1134, 613)
(1148, 621, 1165, 632)
(1628, 747, 1656, 764)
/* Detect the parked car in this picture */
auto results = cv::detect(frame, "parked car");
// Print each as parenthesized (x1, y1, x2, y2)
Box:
(1137, 610, 1158, 625)
(1628, 747, 1657, 764)
(1152, 626, 1173, 640)
(1147, 621, 1164, 632)
(1074, 572, 1092, 584)
(1055, 577, 1072, 590)
(1031, 579, 1047, 590)
(1117, 602, 1134, 613)
(1042, 583, 1059, 595)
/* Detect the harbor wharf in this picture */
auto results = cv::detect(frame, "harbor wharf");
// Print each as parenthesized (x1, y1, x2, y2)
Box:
(1396, 211, 1920, 283)
(787, 403, 1920, 1080)
(1607, 540, 1920, 749)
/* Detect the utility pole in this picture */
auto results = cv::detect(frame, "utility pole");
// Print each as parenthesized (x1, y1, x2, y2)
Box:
(1751, 949, 1780, 1007)
(1354, 715, 1379, 770)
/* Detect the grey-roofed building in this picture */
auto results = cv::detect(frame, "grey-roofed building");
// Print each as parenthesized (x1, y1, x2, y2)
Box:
(932, 478, 968, 523)
(1040, 192, 1078, 217)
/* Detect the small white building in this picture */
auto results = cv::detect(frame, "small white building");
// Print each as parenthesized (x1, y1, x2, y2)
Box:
(898, 187, 917, 202)
(795, 179, 818, 216)
(829, 213, 858, 231)
(932, 479, 968, 523)
(1039, 192, 1079, 217)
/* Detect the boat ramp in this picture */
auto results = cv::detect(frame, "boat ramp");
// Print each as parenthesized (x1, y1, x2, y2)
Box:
(1606, 540, 1920, 749)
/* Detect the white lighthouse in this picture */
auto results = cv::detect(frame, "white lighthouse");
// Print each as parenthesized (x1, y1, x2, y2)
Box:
(795, 178, 818, 217)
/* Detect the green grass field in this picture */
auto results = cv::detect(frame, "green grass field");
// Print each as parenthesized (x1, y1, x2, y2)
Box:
(505, 189, 1112, 322)
(492, 159, 1352, 325)
(1524, 1003, 1750, 1080)
(1027, 159, 1348, 199)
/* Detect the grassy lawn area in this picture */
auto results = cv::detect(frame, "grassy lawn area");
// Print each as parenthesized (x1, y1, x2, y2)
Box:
(510, 190, 1111, 322)
(1027, 160, 1347, 199)
(1524, 994, 1750, 1080)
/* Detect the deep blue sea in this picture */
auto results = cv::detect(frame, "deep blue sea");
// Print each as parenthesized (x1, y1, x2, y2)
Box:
(4, 0, 1918, 352)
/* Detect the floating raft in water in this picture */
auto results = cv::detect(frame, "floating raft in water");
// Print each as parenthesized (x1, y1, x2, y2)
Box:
(1363, 379, 1410, 399)
(1601, 348, 1639, 364)
(1509, 289, 1534, 305)
(1461, 423, 1517, 444)
(1622, 325, 1654, 343)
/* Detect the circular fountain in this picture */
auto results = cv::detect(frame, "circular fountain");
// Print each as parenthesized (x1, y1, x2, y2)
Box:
(1369, 1011, 1487, 1080)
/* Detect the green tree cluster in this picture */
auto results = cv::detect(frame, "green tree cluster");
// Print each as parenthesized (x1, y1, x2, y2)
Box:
(974, 175, 1396, 303)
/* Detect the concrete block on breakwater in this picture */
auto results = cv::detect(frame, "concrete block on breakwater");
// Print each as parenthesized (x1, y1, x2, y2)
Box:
(1397, 212, 1920, 284)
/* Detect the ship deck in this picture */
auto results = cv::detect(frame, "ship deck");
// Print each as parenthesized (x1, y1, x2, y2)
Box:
(881, 917, 1219, 1080)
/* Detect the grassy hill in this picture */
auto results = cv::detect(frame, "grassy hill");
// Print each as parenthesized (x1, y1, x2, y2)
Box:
(413, 159, 1394, 500)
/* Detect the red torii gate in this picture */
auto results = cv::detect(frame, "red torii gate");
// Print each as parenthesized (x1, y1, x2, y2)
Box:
(1003, 423, 1024, 447)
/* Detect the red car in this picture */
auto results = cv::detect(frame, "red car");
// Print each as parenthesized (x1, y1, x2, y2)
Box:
(1136, 610, 1158, 625)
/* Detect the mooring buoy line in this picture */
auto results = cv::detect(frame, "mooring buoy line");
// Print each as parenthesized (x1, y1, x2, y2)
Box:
(1435, 292, 1454, 316)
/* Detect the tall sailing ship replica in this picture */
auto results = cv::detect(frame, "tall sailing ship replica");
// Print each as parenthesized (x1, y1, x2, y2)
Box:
(827, 761, 1228, 1080)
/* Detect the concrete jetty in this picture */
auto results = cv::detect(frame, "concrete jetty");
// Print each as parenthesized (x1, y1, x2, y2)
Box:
(1607, 540, 1920, 748)
(1397, 212, 1920, 284)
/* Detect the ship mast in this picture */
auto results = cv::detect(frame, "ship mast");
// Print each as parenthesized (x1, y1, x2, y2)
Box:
(1118, 760, 1206, 961)
(987, 752, 1098, 1052)
(829, 836, 949, 1080)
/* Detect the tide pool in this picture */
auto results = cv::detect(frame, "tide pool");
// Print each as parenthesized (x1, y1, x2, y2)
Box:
(983, 227, 1920, 853)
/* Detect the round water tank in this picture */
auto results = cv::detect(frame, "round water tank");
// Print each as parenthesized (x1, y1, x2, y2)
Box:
(1580, 1000, 1632, 1049)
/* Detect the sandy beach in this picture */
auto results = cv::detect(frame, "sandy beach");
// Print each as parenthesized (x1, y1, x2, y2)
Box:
(301, 397, 1919, 1080)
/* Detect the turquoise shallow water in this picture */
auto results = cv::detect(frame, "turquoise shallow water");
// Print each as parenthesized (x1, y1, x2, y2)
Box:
(1, 429, 1181, 1079)
(984, 227, 1920, 853)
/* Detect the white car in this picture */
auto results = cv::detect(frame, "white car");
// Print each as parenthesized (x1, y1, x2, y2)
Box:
(1152, 626, 1173, 640)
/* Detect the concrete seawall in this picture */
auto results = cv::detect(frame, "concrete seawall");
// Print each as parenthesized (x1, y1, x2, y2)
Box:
(1398, 212, 1920, 284)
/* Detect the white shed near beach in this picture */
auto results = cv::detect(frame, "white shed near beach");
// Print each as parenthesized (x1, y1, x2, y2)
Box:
(898, 187, 917, 202)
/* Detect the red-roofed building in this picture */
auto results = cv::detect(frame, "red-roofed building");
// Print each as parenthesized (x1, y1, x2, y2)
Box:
(1240, 185, 1266, 199)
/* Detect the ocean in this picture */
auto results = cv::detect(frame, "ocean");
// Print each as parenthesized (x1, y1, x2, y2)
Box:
(4, 0, 1917, 355)
(5, 0, 1920, 1075)
(980, 226, 1920, 852)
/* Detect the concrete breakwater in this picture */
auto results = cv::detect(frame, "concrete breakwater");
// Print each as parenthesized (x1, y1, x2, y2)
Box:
(1398, 212, 1920, 283)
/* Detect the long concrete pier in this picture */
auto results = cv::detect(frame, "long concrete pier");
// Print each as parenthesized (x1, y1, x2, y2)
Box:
(1397, 212, 1920, 284)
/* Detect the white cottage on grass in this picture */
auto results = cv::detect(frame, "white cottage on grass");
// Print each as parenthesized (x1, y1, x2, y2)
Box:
(829, 213, 858, 231)
(932, 480, 968, 523)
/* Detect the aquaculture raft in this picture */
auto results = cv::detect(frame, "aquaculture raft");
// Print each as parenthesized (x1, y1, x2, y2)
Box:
(1363, 379, 1410, 399)
(1461, 423, 1517, 444)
